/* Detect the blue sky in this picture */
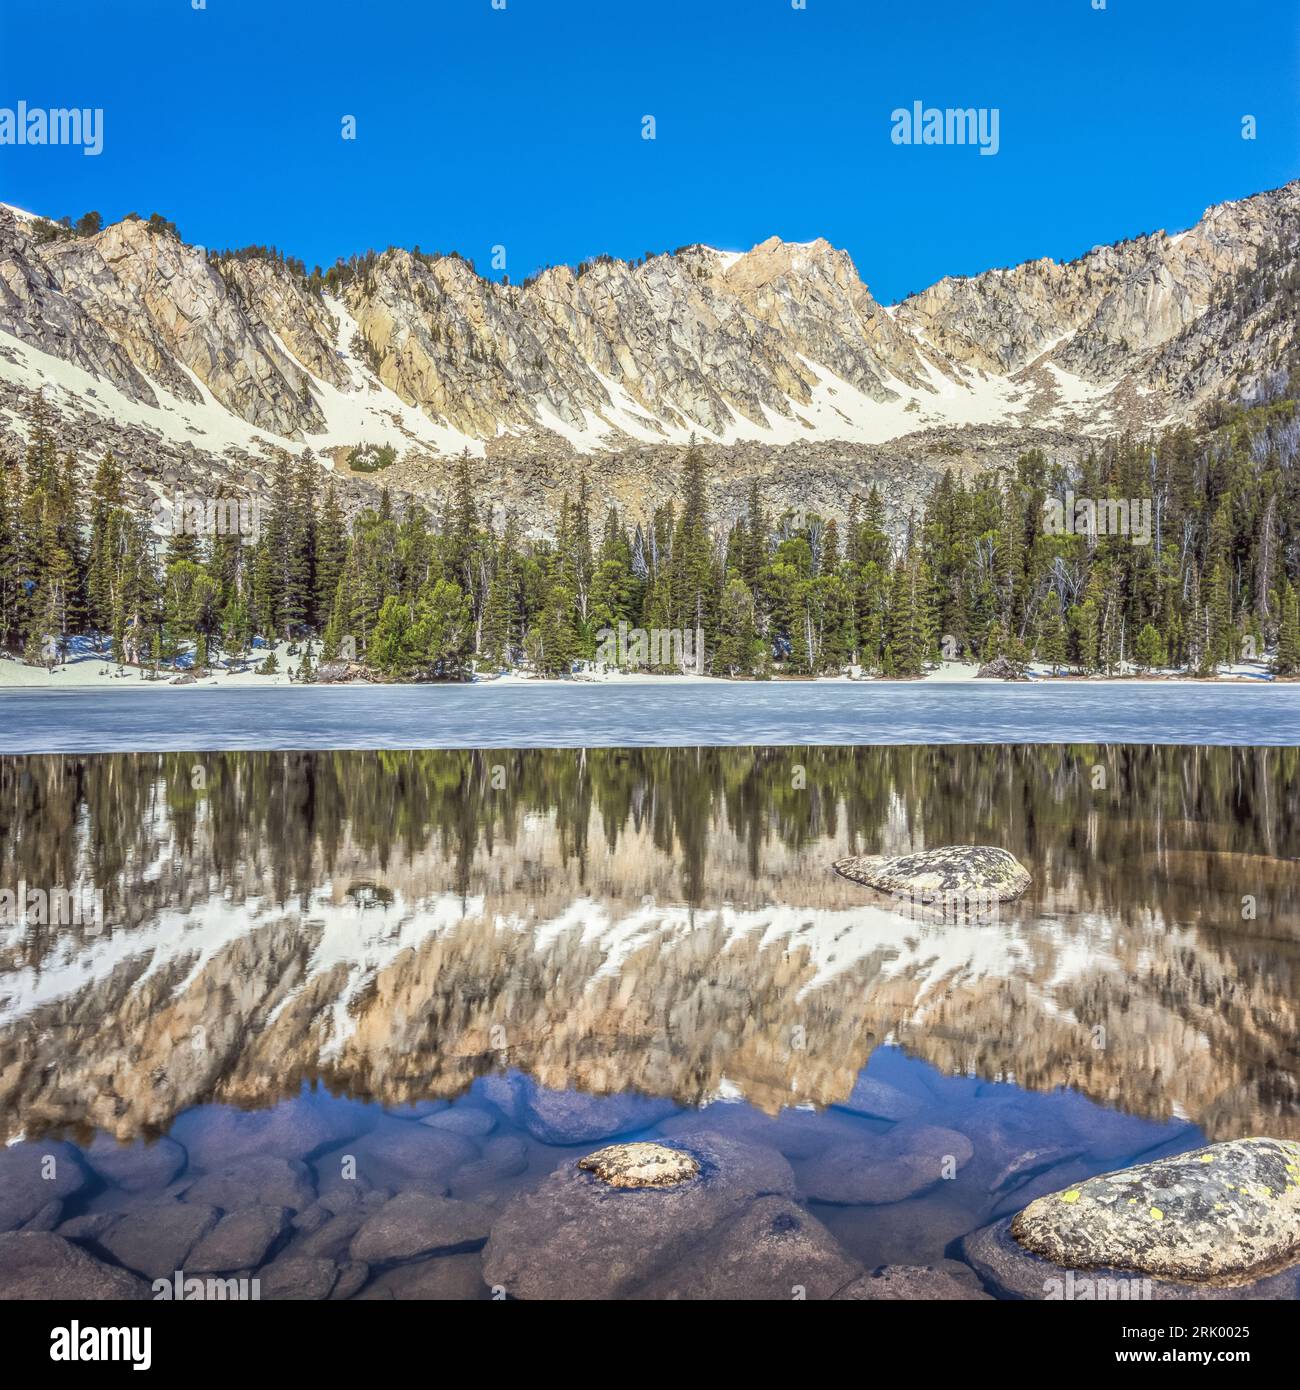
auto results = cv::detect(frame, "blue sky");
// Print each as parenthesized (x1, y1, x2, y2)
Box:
(1, 0, 1297, 303)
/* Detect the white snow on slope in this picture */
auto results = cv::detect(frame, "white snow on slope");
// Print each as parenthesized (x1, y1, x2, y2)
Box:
(305, 296, 483, 457)
(0, 300, 487, 462)
(522, 349, 1039, 453)
(0, 330, 289, 455)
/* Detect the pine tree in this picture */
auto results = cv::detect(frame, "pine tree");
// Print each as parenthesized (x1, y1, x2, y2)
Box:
(741, 478, 768, 589)
(314, 481, 347, 623)
(1275, 581, 1300, 676)
(885, 540, 933, 678)
(1207, 561, 1234, 669)
(714, 576, 758, 676)
(6, 381, 1300, 686)
(669, 447, 716, 646)
(444, 452, 481, 610)
(1036, 589, 1068, 674)
(1133, 623, 1166, 673)
(86, 450, 130, 642)
(479, 563, 513, 668)
(0, 453, 21, 652)
(19, 408, 77, 659)
(1071, 594, 1100, 675)
(526, 584, 579, 676)
(289, 453, 318, 628)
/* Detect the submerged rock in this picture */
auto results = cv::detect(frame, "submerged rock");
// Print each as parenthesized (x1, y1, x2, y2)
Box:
(56, 1212, 118, 1243)
(965, 1218, 1300, 1300)
(834, 1075, 926, 1123)
(833, 1263, 991, 1300)
(84, 1134, 187, 1193)
(356, 1251, 490, 1301)
(258, 1254, 340, 1301)
(0, 1141, 89, 1233)
(450, 1135, 530, 1198)
(834, 845, 1031, 902)
(482, 1131, 795, 1299)
(632, 1195, 861, 1300)
(288, 1206, 371, 1262)
(98, 1200, 220, 1280)
(989, 1145, 1086, 1196)
(186, 1205, 291, 1273)
(0, 1232, 150, 1300)
(180, 1156, 316, 1214)
(475, 1073, 525, 1121)
(520, 1087, 677, 1146)
(1009, 1137, 1300, 1283)
(656, 1102, 866, 1161)
(171, 1102, 358, 1169)
(349, 1192, 492, 1263)
(422, 1107, 497, 1139)
(331, 1260, 370, 1300)
(342, 1116, 479, 1186)
(799, 1124, 974, 1205)
(21, 1199, 64, 1232)
(578, 1142, 701, 1189)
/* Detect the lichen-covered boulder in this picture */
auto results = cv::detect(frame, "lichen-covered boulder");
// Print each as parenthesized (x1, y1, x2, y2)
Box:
(578, 1142, 701, 1189)
(1010, 1138, 1300, 1283)
(834, 845, 1031, 902)
(964, 1218, 1300, 1300)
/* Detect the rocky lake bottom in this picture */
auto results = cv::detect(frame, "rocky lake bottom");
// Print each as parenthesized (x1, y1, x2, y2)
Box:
(1, 744, 1298, 1299)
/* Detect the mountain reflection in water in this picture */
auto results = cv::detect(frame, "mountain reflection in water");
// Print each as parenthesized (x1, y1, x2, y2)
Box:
(1, 745, 1298, 1146)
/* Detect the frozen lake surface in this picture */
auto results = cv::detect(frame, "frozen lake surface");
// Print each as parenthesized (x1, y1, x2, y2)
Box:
(1, 680, 1299, 752)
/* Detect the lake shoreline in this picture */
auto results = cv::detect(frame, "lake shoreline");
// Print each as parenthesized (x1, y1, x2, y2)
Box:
(3, 681, 1300, 753)
(0, 656, 1287, 693)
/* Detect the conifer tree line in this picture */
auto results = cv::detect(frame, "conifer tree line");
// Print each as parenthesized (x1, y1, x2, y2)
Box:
(2, 392, 1298, 680)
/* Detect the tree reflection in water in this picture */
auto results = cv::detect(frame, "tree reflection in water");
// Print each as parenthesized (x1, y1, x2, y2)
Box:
(1, 745, 1297, 1144)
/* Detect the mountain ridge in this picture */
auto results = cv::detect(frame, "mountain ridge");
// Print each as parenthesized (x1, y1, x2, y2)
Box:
(0, 180, 1297, 526)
